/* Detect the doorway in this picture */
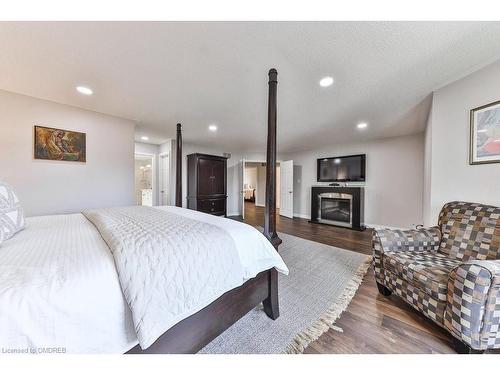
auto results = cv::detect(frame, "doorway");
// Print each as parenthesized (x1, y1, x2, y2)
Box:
(241, 160, 293, 219)
(134, 153, 155, 206)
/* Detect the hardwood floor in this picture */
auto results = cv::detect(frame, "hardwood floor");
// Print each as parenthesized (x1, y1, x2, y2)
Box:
(236, 202, 499, 354)
(240, 202, 373, 255)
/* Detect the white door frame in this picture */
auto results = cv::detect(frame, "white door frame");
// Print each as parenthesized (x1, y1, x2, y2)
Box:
(240, 158, 246, 219)
(134, 152, 156, 206)
(159, 152, 170, 206)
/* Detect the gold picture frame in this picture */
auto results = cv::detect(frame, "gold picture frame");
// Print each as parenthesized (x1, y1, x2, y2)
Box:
(34, 125, 86, 162)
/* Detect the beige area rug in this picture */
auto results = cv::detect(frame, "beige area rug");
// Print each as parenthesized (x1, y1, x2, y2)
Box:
(199, 231, 372, 354)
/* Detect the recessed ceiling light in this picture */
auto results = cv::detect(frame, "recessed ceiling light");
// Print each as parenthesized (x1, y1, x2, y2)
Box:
(208, 124, 218, 132)
(141, 136, 149, 141)
(319, 76, 334, 87)
(76, 86, 93, 95)
(357, 122, 368, 129)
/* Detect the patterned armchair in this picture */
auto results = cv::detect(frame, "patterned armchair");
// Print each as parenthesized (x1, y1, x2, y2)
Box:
(373, 201, 500, 354)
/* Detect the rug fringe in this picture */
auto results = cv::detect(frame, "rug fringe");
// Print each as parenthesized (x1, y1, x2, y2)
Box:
(283, 256, 372, 354)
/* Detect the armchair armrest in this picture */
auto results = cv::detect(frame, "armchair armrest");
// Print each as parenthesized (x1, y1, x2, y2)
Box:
(372, 226, 441, 284)
(445, 260, 500, 350)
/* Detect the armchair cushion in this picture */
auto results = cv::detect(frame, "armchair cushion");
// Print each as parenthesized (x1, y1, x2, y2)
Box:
(384, 250, 460, 302)
(372, 227, 441, 284)
(373, 227, 442, 253)
(438, 201, 500, 261)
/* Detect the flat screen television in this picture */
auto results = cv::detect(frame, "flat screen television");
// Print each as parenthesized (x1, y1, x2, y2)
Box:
(317, 154, 366, 182)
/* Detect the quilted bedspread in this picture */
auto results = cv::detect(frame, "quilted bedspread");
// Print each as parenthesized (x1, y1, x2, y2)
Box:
(82, 206, 287, 349)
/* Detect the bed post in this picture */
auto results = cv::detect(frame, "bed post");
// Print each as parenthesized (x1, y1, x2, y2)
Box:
(263, 68, 282, 251)
(262, 68, 281, 320)
(175, 123, 182, 207)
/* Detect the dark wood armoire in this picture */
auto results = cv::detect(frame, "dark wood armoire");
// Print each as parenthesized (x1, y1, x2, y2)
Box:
(187, 153, 228, 216)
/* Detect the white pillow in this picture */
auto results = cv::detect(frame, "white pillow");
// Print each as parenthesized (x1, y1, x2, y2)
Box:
(0, 181, 25, 240)
(0, 224, 4, 247)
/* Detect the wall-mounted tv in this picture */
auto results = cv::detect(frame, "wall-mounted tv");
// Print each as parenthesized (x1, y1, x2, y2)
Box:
(317, 154, 366, 182)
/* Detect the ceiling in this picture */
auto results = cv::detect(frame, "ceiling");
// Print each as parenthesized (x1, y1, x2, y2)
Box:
(1, 22, 500, 153)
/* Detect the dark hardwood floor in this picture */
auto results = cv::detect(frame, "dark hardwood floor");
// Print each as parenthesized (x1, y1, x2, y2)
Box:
(236, 201, 499, 354)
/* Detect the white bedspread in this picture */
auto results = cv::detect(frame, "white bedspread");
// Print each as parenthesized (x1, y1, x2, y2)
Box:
(0, 214, 137, 354)
(83, 206, 288, 349)
(0, 206, 288, 353)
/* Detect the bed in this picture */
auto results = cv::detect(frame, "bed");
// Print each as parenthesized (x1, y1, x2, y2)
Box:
(0, 69, 285, 354)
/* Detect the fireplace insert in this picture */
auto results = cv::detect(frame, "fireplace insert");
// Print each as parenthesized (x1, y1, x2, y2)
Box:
(317, 193, 353, 228)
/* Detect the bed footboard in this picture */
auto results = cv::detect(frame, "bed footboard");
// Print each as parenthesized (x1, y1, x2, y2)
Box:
(126, 268, 278, 354)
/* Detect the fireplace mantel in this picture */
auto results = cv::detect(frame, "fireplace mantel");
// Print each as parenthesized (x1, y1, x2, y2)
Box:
(310, 186, 365, 231)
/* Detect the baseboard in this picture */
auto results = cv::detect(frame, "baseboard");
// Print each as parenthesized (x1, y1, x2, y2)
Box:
(365, 223, 406, 231)
(227, 212, 241, 217)
(291, 216, 406, 230)
(255, 203, 265, 208)
(293, 213, 311, 220)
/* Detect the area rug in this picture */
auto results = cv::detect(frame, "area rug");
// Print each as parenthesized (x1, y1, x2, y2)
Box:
(199, 231, 372, 354)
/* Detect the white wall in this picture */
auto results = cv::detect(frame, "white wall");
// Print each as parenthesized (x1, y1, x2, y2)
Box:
(424, 60, 500, 225)
(0, 89, 136, 216)
(285, 133, 425, 228)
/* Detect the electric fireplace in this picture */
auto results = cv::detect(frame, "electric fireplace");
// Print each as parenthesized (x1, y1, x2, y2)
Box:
(310, 186, 365, 231)
(318, 193, 353, 228)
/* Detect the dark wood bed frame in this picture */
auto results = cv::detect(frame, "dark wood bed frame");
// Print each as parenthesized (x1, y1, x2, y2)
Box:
(126, 69, 282, 354)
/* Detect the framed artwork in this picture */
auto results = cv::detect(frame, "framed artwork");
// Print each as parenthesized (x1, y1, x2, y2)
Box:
(470, 100, 500, 165)
(34, 125, 86, 162)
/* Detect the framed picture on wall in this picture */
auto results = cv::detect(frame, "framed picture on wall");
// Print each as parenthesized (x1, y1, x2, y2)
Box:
(470, 100, 500, 165)
(34, 125, 86, 162)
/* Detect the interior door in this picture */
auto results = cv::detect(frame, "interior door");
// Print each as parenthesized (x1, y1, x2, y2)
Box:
(240, 158, 246, 219)
(159, 154, 169, 205)
(280, 160, 294, 218)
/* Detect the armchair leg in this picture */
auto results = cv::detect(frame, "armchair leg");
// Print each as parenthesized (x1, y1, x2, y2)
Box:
(452, 338, 484, 354)
(376, 282, 392, 296)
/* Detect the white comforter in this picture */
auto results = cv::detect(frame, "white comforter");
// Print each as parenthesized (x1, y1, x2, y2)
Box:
(0, 206, 288, 353)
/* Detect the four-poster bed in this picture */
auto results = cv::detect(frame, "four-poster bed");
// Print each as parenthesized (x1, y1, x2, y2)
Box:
(0, 69, 285, 355)
(126, 68, 283, 353)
